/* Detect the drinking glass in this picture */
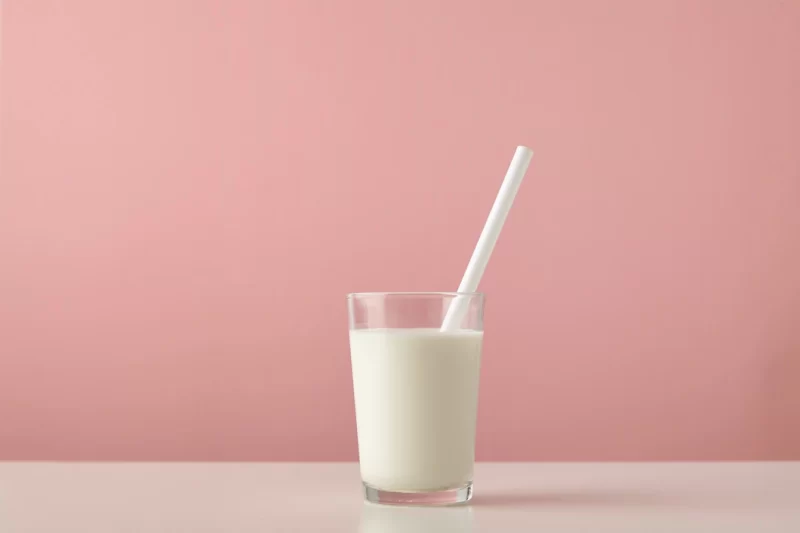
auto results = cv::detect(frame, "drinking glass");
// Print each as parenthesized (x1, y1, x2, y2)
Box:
(347, 292, 484, 505)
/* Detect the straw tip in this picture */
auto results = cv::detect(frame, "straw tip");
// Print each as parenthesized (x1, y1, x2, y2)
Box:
(516, 145, 533, 154)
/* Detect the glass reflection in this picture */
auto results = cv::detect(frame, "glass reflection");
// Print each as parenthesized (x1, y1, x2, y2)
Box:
(359, 502, 475, 533)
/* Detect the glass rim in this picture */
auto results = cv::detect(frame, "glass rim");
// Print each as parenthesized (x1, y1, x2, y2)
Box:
(346, 291, 484, 299)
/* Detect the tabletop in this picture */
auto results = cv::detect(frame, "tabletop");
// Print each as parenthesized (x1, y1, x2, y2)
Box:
(1, 462, 798, 532)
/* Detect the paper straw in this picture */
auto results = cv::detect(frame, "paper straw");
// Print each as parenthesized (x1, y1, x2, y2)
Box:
(441, 146, 533, 331)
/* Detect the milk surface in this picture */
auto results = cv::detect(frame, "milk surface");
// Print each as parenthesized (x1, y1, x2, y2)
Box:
(349, 328, 483, 491)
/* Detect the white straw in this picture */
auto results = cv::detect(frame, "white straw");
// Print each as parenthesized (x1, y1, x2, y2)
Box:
(441, 145, 533, 331)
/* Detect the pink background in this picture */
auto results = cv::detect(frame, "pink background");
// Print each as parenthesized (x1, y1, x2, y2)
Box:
(2, 1, 799, 461)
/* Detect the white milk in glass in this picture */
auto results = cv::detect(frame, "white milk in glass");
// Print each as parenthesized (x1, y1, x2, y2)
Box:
(349, 328, 483, 492)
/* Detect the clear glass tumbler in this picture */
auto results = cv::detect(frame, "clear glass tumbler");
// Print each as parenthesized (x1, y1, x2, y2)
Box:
(347, 292, 484, 505)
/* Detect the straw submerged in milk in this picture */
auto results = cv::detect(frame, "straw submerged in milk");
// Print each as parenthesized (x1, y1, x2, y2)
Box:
(350, 147, 533, 495)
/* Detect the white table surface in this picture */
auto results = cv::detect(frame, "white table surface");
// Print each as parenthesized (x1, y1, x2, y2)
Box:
(1, 462, 798, 532)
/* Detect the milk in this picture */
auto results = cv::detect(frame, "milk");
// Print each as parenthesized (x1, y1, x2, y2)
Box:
(349, 328, 483, 492)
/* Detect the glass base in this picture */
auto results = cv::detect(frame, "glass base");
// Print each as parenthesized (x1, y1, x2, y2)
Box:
(363, 481, 473, 506)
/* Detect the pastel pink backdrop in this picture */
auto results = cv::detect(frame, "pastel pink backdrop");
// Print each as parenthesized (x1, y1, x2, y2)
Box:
(2, 1, 799, 461)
